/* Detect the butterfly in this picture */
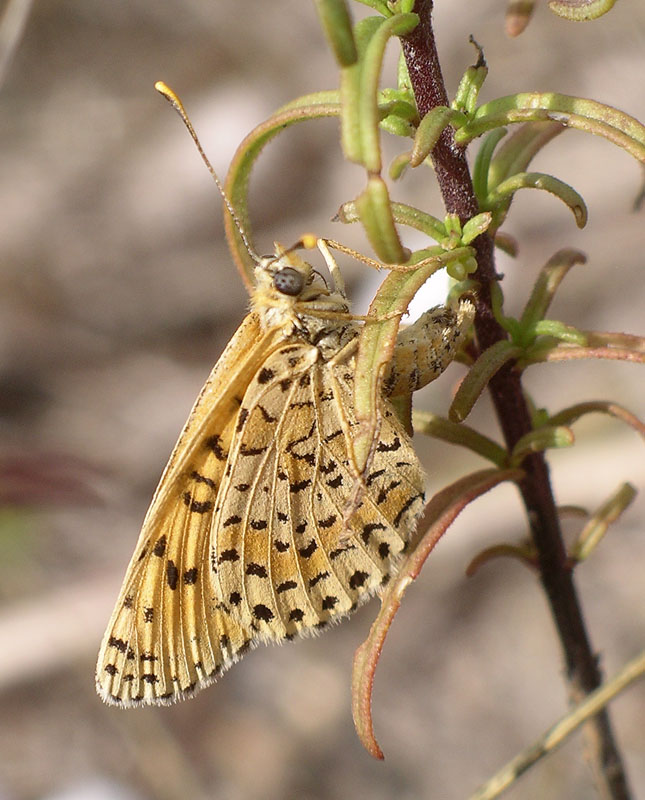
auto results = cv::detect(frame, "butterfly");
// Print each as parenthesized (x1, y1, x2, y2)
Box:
(95, 84, 474, 706)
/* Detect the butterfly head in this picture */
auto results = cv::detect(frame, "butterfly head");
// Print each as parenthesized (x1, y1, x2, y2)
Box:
(252, 242, 350, 338)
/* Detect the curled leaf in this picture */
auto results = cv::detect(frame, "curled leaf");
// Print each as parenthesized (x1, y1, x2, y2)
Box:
(466, 542, 538, 577)
(548, 0, 617, 21)
(486, 171, 587, 230)
(548, 400, 645, 440)
(224, 96, 341, 287)
(572, 483, 637, 562)
(487, 121, 564, 190)
(352, 468, 525, 759)
(455, 93, 645, 166)
(520, 249, 587, 331)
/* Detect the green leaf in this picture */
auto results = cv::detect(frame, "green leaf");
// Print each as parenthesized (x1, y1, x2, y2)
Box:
(519, 249, 587, 331)
(224, 95, 341, 287)
(455, 93, 645, 166)
(571, 483, 636, 562)
(450, 340, 523, 422)
(485, 171, 587, 230)
(509, 425, 575, 466)
(549, 0, 617, 21)
(315, 0, 358, 67)
(354, 176, 407, 263)
(472, 128, 507, 202)
(410, 107, 467, 167)
(358, 12, 420, 172)
(487, 121, 564, 190)
(413, 411, 508, 467)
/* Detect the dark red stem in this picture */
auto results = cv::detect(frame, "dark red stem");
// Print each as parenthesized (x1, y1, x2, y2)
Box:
(401, 2, 631, 797)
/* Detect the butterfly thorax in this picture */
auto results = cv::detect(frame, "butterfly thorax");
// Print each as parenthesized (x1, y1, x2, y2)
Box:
(251, 245, 357, 360)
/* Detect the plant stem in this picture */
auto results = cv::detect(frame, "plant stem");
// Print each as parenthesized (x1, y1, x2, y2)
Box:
(400, 3, 632, 797)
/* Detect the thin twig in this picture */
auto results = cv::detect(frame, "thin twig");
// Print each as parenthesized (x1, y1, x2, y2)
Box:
(470, 650, 645, 800)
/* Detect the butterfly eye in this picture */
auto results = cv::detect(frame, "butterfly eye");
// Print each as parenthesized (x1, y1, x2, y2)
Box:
(273, 267, 305, 296)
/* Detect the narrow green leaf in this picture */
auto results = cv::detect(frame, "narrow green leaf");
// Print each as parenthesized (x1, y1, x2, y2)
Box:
(315, 0, 358, 67)
(450, 341, 523, 422)
(351, 264, 435, 473)
(572, 483, 636, 562)
(532, 320, 588, 345)
(472, 128, 507, 202)
(548, 401, 645, 440)
(358, 13, 420, 172)
(455, 93, 645, 166)
(488, 121, 564, 190)
(354, 176, 406, 263)
(486, 171, 587, 229)
(224, 97, 341, 287)
(510, 425, 575, 466)
(340, 16, 384, 164)
(413, 410, 508, 466)
(410, 107, 467, 167)
(520, 249, 587, 330)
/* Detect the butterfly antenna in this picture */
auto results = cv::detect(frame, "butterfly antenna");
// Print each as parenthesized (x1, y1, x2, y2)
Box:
(154, 81, 260, 264)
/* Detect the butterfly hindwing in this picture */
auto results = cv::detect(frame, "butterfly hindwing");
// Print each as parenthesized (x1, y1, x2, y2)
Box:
(214, 340, 426, 640)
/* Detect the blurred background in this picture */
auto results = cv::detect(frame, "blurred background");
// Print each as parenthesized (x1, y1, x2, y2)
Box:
(1, 1, 644, 798)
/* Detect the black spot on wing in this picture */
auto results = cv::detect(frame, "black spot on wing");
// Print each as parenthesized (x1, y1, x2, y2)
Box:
(376, 436, 401, 452)
(377, 480, 401, 505)
(321, 595, 338, 611)
(290, 478, 312, 494)
(183, 567, 198, 585)
(182, 492, 213, 514)
(257, 367, 275, 384)
(153, 536, 167, 558)
(190, 470, 217, 489)
(349, 570, 369, 589)
(253, 604, 274, 622)
(318, 514, 337, 529)
(361, 522, 387, 544)
(276, 580, 298, 594)
(246, 562, 268, 578)
(204, 434, 227, 460)
(309, 571, 329, 588)
(240, 443, 269, 456)
(219, 548, 240, 563)
(393, 492, 424, 527)
(166, 561, 179, 590)
(298, 540, 317, 558)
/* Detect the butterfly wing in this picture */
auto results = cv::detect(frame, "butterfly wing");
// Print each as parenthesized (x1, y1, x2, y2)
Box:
(96, 312, 287, 705)
(214, 342, 426, 639)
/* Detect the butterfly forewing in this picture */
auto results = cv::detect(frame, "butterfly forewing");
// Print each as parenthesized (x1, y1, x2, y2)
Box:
(96, 313, 285, 704)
